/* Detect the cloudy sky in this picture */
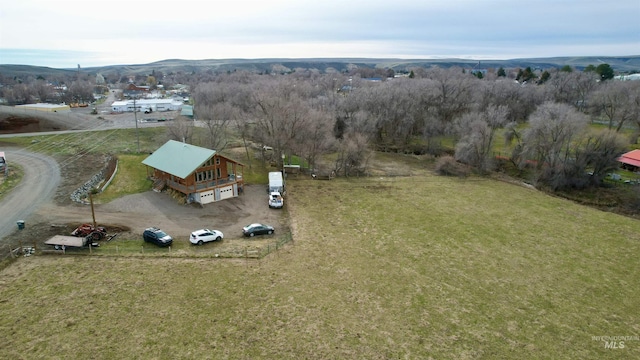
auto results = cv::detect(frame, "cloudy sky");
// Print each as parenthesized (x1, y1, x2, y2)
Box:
(0, 0, 638, 68)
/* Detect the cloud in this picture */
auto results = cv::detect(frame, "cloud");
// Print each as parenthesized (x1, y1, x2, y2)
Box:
(1, 0, 637, 67)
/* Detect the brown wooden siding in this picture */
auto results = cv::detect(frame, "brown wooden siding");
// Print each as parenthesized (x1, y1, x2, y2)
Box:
(150, 154, 243, 196)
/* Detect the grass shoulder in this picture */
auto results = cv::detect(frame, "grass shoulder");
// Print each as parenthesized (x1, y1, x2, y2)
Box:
(0, 164, 23, 202)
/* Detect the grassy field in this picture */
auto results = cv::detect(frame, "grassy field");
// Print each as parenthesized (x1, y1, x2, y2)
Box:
(1, 169, 638, 359)
(0, 127, 170, 155)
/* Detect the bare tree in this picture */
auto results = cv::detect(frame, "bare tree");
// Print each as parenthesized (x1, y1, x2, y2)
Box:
(29, 79, 54, 103)
(545, 70, 597, 109)
(589, 80, 640, 132)
(166, 115, 194, 144)
(333, 131, 372, 177)
(356, 80, 418, 151)
(65, 80, 95, 104)
(196, 102, 232, 151)
(454, 105, 509, 172)
(478, 79, 544, 123)
(426, 67, 475, 128)
(503, 121, 525, 169)
(575, 130, 627, 186)
(574, 71, 599, 112)
(521, 102, 589, 189)
(230, 113, 254, 169)
(1, 83, 31, 105)
(250, 78, 313, 167)
(292, 108, 334, 172)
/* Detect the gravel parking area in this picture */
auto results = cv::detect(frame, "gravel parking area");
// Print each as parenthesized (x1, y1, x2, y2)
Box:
(5, 184, 288, 257)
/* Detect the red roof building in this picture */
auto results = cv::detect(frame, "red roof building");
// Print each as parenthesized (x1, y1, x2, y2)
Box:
(617, 149, 640, 171)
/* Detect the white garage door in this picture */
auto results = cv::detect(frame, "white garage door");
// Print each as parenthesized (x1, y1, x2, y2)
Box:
(199, 190, 215, 204)
(219, 185, 234, 200)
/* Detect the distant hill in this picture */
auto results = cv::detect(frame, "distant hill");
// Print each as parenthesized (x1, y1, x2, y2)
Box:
(2, 56, 639, 79)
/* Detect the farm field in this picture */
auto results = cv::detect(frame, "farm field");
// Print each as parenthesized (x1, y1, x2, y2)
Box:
(1, 173, 639, 359)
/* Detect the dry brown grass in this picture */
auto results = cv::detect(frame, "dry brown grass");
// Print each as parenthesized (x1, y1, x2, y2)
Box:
(1, 172, 639, 359)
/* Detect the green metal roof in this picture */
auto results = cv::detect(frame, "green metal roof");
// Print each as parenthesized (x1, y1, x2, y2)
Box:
(181, 105, 193, 117)
(142, 140, 215, 179)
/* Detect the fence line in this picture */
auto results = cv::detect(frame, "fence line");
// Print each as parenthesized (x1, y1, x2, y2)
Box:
(5, 232, 294, 261)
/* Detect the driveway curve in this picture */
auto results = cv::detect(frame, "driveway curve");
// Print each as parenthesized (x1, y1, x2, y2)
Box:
(0, 149, 60, 242)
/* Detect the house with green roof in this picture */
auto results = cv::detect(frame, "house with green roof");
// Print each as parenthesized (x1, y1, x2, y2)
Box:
(142, 140, 244, 205)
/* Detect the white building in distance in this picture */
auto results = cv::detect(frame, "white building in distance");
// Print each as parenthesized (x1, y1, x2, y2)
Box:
(111, 99, 183, 113)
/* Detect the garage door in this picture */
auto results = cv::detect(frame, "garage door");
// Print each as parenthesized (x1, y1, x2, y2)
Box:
(219, 185, 234, 200)
(199, 190, 215, 204)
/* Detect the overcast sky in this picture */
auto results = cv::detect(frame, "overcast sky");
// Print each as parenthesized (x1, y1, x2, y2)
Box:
(0, 0, 638, 68)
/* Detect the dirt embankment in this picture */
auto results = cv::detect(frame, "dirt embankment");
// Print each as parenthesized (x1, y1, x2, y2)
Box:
(0, 107, 101, 133)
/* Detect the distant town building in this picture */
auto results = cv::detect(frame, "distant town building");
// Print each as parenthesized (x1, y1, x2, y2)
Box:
(111, 99, 183, 113)
(614, 74, 640, 81)
(15, 103, 70, 112)
(123, 84, 151, 98)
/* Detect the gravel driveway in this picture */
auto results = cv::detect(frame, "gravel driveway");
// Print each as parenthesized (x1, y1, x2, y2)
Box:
(2, 181, 286, 256)
(0, 148, 60, 242)
(34, 184, 284, 240)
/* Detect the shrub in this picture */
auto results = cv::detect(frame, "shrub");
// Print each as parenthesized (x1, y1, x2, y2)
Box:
(435, 156, 470, 177)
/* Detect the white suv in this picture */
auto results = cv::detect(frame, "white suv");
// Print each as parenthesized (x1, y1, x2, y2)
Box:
(189, 229, 224, 245)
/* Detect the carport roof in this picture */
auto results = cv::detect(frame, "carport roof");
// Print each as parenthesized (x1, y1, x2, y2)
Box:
(142, 140, 215, 179)
(618, 149, 640, 168)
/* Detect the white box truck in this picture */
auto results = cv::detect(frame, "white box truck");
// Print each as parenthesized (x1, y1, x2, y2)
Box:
(268, 172, 284, 193)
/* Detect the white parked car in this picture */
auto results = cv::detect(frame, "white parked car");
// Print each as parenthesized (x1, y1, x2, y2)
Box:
(268, 191, 284, 208)
(190, 229, 224, 245)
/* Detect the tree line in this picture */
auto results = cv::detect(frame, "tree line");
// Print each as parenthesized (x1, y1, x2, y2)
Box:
(182, 65, 638, 191)
(2, 63, 639, 191)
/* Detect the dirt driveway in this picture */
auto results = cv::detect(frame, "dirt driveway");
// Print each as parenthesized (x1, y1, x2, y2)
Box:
(46, 184, 282, 238)
(5, 183, 287, 256)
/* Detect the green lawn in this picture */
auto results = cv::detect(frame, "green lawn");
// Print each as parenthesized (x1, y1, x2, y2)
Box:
(95, 154, 153, 203)
(1, 171, 638, 359)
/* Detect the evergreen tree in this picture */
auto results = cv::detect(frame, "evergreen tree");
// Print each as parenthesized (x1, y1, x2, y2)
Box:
(596, 63, 614, 81)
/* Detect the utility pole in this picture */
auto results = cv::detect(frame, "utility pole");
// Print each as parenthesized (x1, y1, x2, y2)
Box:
(89, 191, 97, 228)
(133, 96, 140, 153)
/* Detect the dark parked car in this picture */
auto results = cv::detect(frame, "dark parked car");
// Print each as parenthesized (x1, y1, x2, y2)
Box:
(242, 223, 275, 237)
(143, 227, 173, 247)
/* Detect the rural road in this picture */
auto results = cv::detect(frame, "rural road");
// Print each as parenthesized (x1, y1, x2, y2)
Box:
(0, 148, 60, 242)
